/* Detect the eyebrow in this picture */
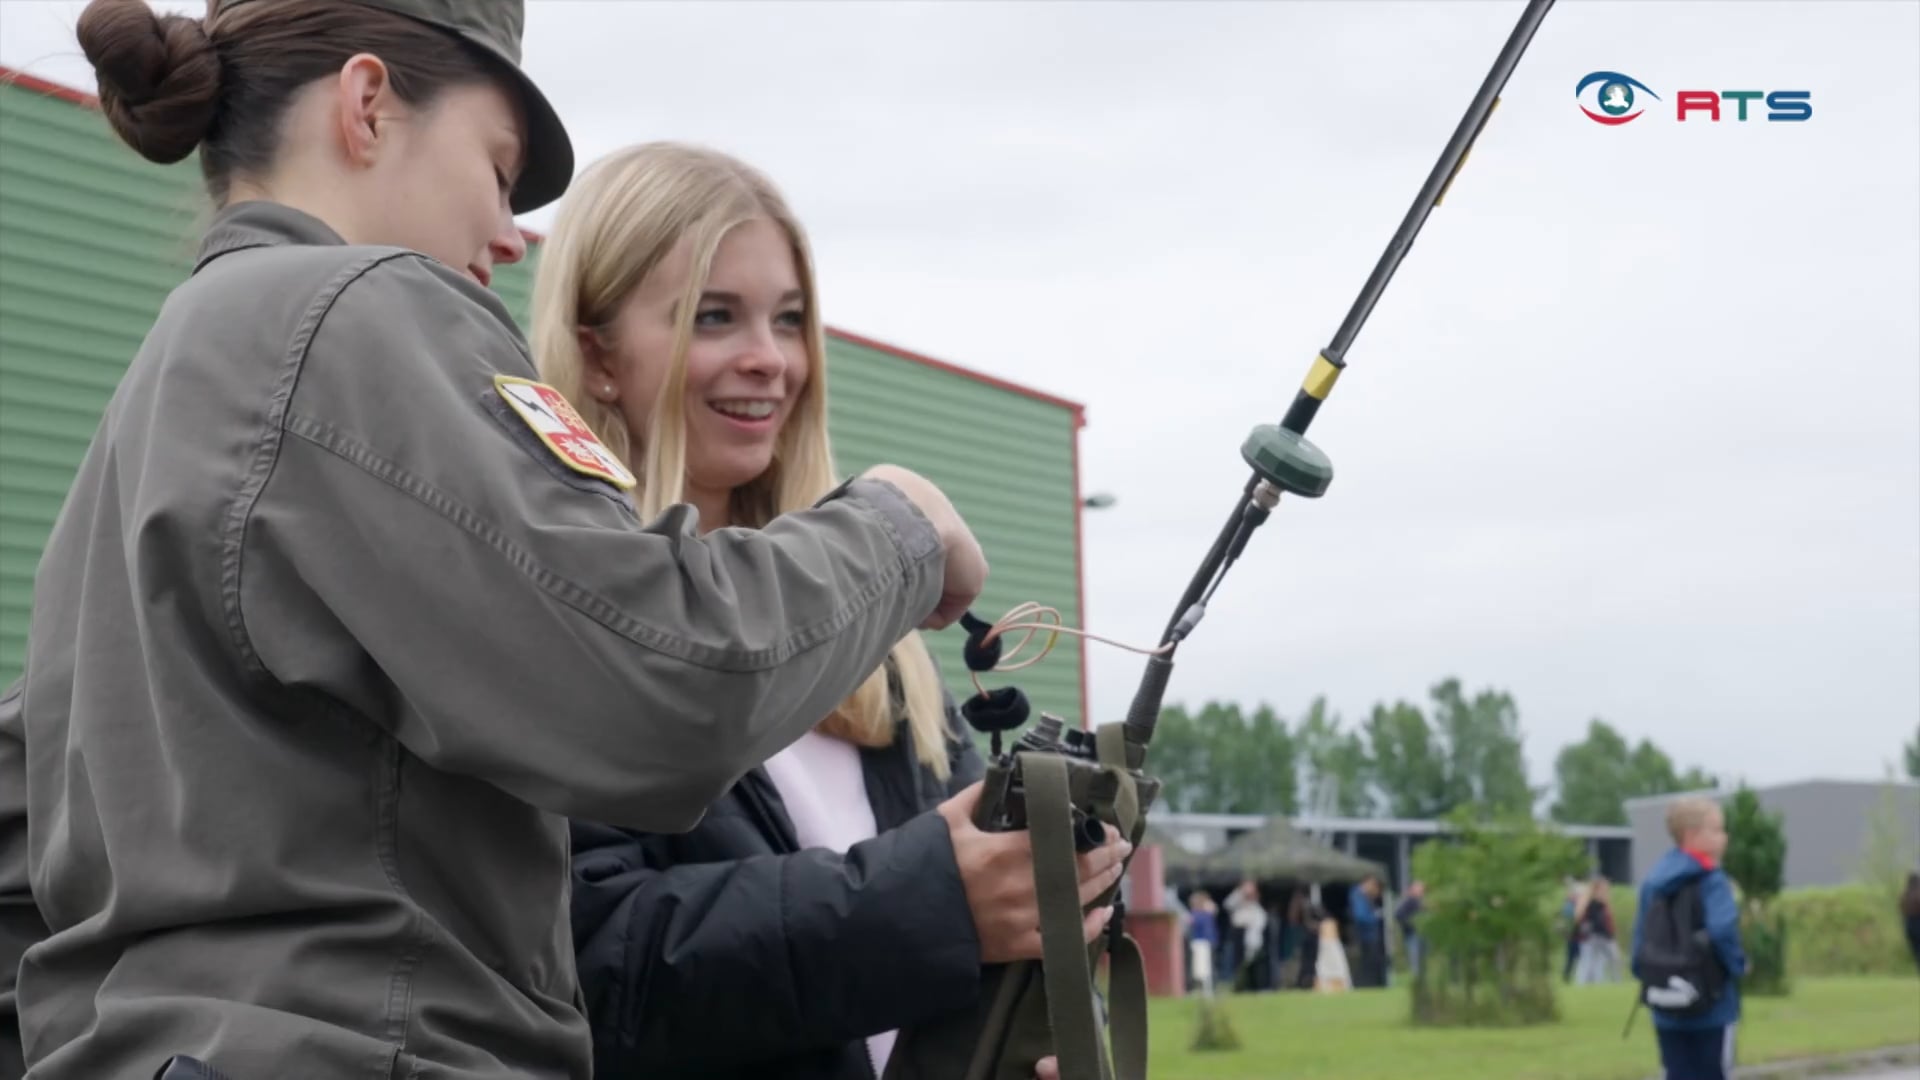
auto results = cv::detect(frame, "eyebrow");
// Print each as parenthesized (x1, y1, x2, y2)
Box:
(698, 290, 807, 305)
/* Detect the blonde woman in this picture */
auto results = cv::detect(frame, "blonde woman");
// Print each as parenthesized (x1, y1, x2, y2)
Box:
(1574, 876, 1620, 983)
(535, 142, 1129, 1080)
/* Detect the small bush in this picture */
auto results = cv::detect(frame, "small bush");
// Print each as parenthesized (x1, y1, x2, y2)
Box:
(1779, 885, 1915, 977)
(1409, 808, 1589, 1028)
(1723, 786, 1793, 995)
(1742, 906, 1792, 996)
(1189, 994, 1242, 1052)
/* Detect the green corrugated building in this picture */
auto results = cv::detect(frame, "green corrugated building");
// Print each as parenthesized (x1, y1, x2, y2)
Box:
(0, 68, 1092, 729)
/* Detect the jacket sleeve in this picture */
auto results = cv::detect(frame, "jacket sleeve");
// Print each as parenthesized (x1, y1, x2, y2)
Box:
(0, 679, 45, 1079)
(1702, 872, 1748, 979)
(232, 254, 949, 832)
(569, 816, 982, 1075)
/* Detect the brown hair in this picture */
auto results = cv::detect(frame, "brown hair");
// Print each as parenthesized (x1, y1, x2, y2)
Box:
(1901, 872, 1920, 919)
(76, 0, 500, 205)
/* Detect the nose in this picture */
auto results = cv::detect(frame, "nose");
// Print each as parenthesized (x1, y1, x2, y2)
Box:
(735, 324, 790, 380)
(490, 209, 528, 267)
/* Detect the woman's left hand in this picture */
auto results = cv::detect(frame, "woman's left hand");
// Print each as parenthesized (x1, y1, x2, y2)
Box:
(1034, 1057, 1058, 1080)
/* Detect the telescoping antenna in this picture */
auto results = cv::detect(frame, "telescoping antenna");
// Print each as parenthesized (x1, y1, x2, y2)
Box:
(1116, 0, 1560, 766)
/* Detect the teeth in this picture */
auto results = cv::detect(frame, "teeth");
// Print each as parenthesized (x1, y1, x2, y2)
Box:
(712, 400, 775, 420)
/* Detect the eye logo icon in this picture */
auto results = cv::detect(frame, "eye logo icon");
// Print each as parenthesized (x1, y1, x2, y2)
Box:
(1576, 71, 1659, 125)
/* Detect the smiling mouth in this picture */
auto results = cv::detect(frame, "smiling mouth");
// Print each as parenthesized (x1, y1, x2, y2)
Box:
(710, 400, 778, 422)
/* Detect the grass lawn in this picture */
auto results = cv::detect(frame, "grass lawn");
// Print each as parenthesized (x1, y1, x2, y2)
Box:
(1143, 977, 1920, 1080)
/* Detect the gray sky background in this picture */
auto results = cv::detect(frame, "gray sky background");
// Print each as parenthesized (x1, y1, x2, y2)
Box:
(3, 1, 1916, 799)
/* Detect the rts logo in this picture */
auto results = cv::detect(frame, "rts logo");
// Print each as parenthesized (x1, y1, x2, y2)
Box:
(1575, 70, 1813, 124)
(1576, 71, 1659, 124)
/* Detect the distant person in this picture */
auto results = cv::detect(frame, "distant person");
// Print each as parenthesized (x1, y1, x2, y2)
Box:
(1263, 899, 1286, 991)
(1633, 797, 1746, 1080)
(1348, 874, 1387, 988)
(1311, 910, 1352, 993)
(1224, 880, 1270, 991)
(1395, 880, 1427, 979)
(1282, 893, 1313, 988)
(1574, 876, 1620, 984)
(1561, 879, 1584, 983)
(1188, 891, 1222, 991)
(1291, 896, 1323, 990)
(1900, 872, 1920, 975)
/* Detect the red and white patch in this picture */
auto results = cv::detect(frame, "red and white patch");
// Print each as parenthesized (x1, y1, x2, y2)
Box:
(493, 375, 637, 490)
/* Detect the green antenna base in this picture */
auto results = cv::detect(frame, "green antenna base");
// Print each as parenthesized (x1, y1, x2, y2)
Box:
(1241, 424, 1334, 498)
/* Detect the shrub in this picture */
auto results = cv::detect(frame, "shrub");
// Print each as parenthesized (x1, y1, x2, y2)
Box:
(1779, 886, 1915, 977)
(1741, 907, 1792, 996)
(1409, 808, 1589, 1027)
(1190, 993, 1242, 1052)
(1723, 786, 1791, 996)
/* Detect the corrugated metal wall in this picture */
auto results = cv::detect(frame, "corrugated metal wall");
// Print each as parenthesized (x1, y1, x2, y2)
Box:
(0, 74, 1088, 728)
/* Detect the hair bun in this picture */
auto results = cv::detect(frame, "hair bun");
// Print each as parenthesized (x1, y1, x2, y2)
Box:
(76, 0, 221, 165)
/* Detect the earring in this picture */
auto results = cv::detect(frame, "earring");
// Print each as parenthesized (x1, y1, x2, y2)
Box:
(603, 382, 616, 397)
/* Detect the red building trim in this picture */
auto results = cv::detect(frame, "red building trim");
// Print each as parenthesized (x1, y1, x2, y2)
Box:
(0, 67, 95, 109)
(0, 61, 1095, 724)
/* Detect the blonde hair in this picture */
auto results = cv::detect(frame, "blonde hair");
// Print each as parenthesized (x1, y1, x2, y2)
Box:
(529, 141, 952, 779)
(1665, 796, 1721, 846)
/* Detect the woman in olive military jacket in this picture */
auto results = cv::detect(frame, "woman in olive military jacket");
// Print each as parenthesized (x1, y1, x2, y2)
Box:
(0, 2, 989, 1077)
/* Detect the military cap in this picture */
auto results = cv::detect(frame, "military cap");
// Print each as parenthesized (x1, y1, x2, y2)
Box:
(213, 0, 574, 213)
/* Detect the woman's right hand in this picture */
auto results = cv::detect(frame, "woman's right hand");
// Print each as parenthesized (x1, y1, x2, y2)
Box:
(858, 465, 987, 631)
(935, 781, 1132, 964)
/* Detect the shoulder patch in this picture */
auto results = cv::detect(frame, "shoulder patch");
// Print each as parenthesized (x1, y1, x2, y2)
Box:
(491, 375, 637, 491)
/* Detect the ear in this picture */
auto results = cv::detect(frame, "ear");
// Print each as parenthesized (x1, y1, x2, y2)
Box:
(577, 325, 620, 402)
(334, 53, 395, 169)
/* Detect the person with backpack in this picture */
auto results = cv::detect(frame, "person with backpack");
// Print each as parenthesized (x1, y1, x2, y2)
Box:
(1632, 796, 1748, 1080)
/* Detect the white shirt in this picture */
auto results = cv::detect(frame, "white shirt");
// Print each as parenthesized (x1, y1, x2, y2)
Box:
(760, 730, 895, 1074)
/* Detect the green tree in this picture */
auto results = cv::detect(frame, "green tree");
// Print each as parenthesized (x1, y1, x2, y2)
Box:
(1144, 703, 1210, 813)
(1232, 704, 1299, 815)
(1410, 807, 1589, 1027)
(1143, 700, 1298, 815)
(1903, 722, 1919, 780)
(1723, 786, 1786, 902)
(1550, 720, 1717, 826)
(1722, 785, 1790, 996)
(1296, 696, 1374, 818)
(1429, 679, 1537, 817)
(1855, 763, 1920, 907)
(1366, 700, 1451, 819)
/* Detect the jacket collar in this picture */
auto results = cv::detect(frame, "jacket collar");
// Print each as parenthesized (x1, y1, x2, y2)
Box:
(194, 200, 349, 274)
(1681, 846, 1719, 871)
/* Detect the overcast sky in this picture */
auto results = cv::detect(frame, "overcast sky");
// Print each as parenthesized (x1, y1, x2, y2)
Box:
(3, 1, 1916, 798)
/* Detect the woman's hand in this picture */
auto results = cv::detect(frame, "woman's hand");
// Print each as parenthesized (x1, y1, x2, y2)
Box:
(1035, 1057, 1059, 1080)
(936, 781, 1131, 965)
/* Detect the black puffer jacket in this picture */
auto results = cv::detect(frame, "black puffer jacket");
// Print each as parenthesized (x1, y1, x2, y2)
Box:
(569, 690, 989, 1080)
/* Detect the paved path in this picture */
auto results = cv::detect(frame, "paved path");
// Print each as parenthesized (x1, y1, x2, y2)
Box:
(1730, 1048, 1920, 1080)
